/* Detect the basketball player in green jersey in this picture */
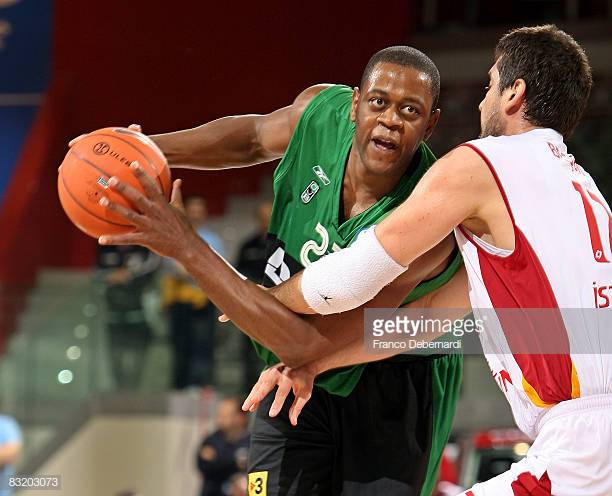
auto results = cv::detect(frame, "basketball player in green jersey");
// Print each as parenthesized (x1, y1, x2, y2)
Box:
(98, 47, 462, 495)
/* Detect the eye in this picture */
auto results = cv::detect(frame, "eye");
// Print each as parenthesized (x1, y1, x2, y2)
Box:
(369, 97, 385, 108)
(484, 84, 491, 92)
(401, 105, 420, 117)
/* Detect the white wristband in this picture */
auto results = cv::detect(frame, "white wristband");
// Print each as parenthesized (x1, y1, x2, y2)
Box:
(300, 226, 407, 314)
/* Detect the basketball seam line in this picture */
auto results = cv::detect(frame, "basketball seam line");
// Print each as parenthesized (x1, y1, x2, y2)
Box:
(59, 164, 132, 228)
(69, 148, 112, 178)
(89, 132, 167, 193)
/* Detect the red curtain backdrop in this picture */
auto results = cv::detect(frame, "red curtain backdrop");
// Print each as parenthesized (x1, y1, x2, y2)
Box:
(0, 0, 413, 285)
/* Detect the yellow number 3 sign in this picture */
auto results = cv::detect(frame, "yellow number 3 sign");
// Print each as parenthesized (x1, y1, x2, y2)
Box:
(248, 471, 268, 496)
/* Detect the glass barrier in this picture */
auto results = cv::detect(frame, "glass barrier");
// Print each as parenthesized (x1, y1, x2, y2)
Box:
(0, 268, 250, 471)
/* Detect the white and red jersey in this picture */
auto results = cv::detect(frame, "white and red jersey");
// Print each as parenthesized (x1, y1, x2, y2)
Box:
(454, 128, 612, 439)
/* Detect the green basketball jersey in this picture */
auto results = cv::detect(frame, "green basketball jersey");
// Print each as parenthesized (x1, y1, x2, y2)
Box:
(256, 85, 462, 396)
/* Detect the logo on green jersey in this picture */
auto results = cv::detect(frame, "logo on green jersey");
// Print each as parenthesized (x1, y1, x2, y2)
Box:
(265, 247, 290, 285)
(312, 165, 330, 186)
(300, 223, 341, 266)
(301, 180, 320, 204)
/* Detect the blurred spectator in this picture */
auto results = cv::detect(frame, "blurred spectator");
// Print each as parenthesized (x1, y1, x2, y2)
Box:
(197, 398, 250, 496)
(96, 245, 159, 390)
(236, 201, 272, 282)
(161, 196, 224, 389)
(235, 201, 272, 392)
(0, 415, 22, 496)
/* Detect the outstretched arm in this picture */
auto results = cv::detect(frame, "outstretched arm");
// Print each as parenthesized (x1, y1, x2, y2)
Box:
(293, 235, 458, 364)
(308, 264, 470, 373)
(98, 164, 456, 368)
(242, 266, 471, 424)
(150, 84, 331, 170)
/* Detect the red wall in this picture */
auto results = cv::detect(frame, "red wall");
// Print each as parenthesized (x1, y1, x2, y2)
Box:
(0, 0, 413, 283)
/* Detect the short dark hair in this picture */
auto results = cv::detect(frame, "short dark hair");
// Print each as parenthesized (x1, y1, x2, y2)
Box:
(360, 46, 440, 112)
(495, 24, 592, 138)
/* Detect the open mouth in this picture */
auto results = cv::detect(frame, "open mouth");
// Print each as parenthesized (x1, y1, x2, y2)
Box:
(372, 138, 398, 152)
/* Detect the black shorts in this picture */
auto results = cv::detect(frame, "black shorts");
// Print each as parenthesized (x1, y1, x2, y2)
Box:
(247, 354, 462, 496)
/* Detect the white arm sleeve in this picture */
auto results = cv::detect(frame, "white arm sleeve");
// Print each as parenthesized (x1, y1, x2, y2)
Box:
(300, 226, 407, 315)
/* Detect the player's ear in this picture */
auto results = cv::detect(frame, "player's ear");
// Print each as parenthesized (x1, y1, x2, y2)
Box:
(424, 108, 441, 142)
(350, 87, 360, 122)
(503, 78, 526, 117)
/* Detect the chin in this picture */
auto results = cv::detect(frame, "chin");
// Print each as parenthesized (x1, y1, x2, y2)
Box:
(480, 110, 506, 138)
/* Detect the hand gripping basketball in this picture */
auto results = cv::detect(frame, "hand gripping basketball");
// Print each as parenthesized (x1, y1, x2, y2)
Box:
(98, 161, 200, 261)
(59, 126, 171, 238)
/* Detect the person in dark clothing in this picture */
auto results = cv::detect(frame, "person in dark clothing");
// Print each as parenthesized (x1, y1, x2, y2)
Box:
(235, 201, 273, 392)
(161, 196, 225, 389)
(197, 398, 250, 496)
(96, 245, 159, 390)
(236, 201, 272, 282)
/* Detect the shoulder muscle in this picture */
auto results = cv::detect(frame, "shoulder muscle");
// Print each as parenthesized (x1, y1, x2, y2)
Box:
(288, 84, 334, 131)
(254, 84, 334, 159)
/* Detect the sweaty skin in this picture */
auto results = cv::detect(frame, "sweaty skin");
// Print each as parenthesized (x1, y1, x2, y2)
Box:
(96, 63, 453, 371)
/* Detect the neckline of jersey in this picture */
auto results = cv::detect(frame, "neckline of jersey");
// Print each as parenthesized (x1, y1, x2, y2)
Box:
(517, 127, 563, 142)
(331, 134, 430, 238)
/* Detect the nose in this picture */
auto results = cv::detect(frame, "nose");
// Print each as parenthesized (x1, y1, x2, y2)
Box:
(478, 98, 484, 112)
(377, 106, 402, 130)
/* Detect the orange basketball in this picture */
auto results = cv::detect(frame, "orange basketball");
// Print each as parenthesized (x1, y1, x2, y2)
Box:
(58, 127, 171, 238)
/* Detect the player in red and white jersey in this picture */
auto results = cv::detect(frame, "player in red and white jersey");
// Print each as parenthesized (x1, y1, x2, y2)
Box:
(278, 25, 612, 495)
(455, 125, 612, 441)
(450, 128, 612, 495)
